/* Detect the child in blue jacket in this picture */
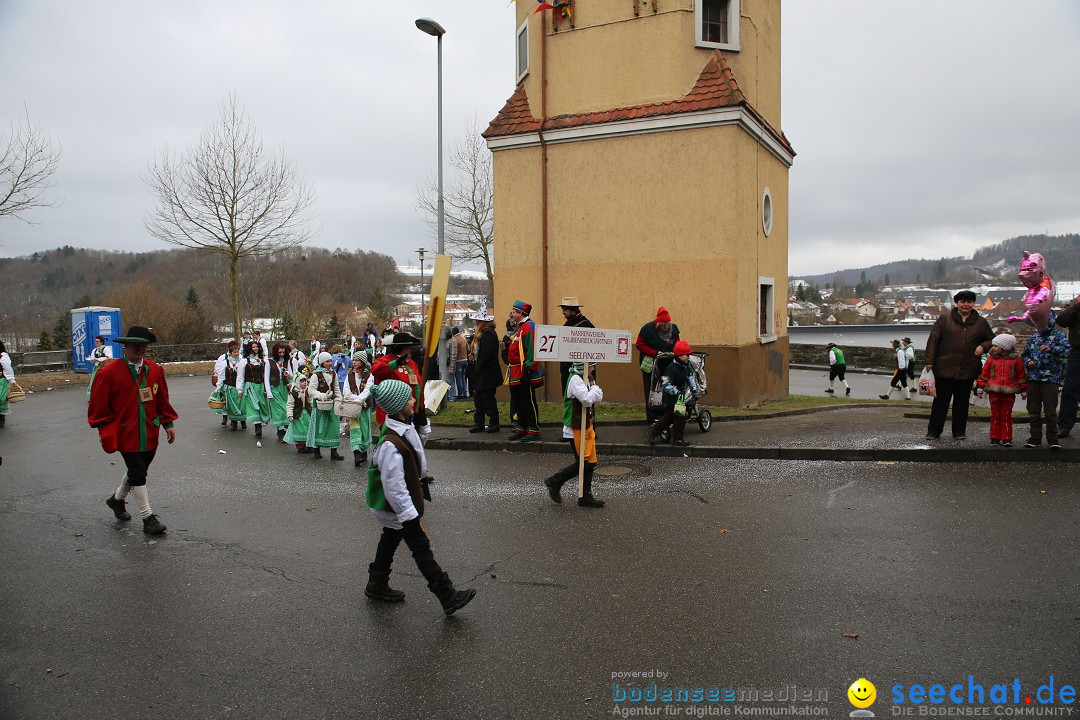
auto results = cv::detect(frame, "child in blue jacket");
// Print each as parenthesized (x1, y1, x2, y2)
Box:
(1021, 320, 1071, 448)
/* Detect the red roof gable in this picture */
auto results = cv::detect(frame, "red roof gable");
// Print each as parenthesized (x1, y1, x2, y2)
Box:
(483, 50, 793, 156)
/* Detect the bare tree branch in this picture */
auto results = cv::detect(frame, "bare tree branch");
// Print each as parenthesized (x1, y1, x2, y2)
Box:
(416, 118, 494, 299)
(143, 94, 316, 338)
(0, 110, 62, 230)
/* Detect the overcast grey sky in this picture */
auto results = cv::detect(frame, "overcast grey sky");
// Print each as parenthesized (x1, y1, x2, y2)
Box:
(2, 1, 1078, 276)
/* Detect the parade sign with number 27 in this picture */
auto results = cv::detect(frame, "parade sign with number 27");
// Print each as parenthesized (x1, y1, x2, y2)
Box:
(532, 325, 633, 364)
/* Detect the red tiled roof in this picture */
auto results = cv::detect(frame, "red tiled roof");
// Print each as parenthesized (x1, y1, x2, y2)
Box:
(482, 83, 542, 138)
(483, 50, 794, 156)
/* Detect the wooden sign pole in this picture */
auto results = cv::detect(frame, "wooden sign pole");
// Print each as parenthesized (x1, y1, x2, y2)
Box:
(577, 361, 590, 499)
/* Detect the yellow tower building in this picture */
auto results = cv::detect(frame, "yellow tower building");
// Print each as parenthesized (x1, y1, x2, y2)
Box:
(484, 0, 794, 406)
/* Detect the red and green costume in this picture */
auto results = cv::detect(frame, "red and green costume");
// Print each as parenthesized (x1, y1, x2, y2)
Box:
(88, 358, 178, 453)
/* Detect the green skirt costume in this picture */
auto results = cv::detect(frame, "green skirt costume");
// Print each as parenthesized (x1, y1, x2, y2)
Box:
(86, 362, 107, 398)
(269, 383, 289, 427)
(306, 405, 341, 448)
(0, 377, 10, 415)
(240, 382, 269, 424)
(348, 407, 372, 452)
(225, 386, 245, 421)
(283, 410, 311, 445)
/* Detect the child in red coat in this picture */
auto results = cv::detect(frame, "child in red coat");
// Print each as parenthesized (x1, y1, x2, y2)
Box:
(975, 333, 1027, 447)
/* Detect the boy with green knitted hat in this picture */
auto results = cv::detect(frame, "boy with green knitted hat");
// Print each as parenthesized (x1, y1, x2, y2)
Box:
(363, 379, 476, 616)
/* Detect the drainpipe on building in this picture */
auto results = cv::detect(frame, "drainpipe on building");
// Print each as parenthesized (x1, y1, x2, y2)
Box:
(539, 13, 551, 400)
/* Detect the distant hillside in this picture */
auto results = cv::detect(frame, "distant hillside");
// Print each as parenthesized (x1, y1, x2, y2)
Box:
(0, 246, 408, 350)
(799, 233, 1080, 287)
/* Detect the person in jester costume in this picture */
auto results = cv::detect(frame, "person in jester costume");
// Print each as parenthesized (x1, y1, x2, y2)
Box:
(87, 326, 178, 535)
(507, 300, 542, 441)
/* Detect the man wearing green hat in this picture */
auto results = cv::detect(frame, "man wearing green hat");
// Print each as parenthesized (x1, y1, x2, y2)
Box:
(87, 326, 177, 535)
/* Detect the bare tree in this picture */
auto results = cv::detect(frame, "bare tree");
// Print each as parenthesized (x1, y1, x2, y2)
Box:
(144, 95, 316, 339)
(0, 111, 62, 230)
(417, 118, 494, 298)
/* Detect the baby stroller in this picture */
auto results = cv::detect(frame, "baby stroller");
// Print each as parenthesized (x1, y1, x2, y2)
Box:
(647, 351, 712, 442)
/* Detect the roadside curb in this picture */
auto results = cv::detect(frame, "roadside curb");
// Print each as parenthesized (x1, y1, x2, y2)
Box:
(425, 438, 1080, 463)
(434, 403, 897, 429)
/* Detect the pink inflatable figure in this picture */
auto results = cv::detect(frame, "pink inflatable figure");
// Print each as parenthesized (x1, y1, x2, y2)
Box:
(1007, 251, 1055, 331)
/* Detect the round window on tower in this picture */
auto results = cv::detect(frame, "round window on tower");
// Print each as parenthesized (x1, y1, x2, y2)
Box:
(762, 187, 774, 237)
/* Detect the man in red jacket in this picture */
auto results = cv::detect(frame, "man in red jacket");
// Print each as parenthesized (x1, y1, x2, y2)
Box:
(370, 332, 430, 443)
(88, 326, 178, 535)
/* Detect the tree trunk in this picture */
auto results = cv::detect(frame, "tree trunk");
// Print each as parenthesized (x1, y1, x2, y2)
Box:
(230, 254, 241, 340)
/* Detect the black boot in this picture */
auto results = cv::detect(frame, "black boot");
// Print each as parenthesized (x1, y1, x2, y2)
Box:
(0, 414, 6, 428)
(312, 447, 323, 459)
(485, 425, 500, 433)
(240, 421, 247, 430)
(230, 420, 238, 431)
(221, 415, 227, 426)
(469, 423, 485, 434)
(353, 449, 364, 467)
(543, 463, 576, 504)
(277, 428, 287, 443)
(365, 565, 405, 602)
(254, 424, 262, 438)
(105, 494, 131, 521)
(142, 514, 167, 535)
(578, 462, 604, 508)
(429, 573, 476, 616)
(330, 448, 345, 461)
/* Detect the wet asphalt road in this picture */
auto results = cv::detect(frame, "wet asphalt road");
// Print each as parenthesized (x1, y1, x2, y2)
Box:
(1, 377, 1078, 719)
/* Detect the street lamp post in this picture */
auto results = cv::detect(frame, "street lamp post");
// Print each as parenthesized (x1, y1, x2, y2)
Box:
(415, 16, 447, 384)
(415, 17, 445, 257)
(417, 247, 427, 341)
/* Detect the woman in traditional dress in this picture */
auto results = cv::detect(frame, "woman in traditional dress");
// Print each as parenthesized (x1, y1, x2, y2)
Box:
(212, 341, 231, 425)
(267, 342, 292, 443)
(342, 348, 375, 466)
(0, 340, 16, 428)
(306, 351, 344, 460)
(86, 335, 114, 399)
(283, 375, 312, 453)
(238, 340, 271, 440)
(216, 341, 246, 431)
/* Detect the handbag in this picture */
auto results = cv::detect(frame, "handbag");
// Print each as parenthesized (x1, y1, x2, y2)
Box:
(640, 355, 655, 374)
(673, 393, 687, 417)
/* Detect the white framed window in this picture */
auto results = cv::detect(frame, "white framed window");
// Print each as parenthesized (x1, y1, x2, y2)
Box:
(516, 17, 530, 83)
(761, 187, 773, 237)
(758, 276, 776, 344)
(696, 0, 740, 52)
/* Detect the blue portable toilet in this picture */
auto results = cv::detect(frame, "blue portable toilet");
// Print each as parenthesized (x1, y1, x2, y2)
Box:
(71, 306, 123, 374)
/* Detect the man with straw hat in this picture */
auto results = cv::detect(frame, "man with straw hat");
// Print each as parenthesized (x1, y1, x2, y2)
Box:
(88, 326, 178, 535)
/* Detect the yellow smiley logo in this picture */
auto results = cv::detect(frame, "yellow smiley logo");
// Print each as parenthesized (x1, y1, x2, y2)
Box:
(847, 678, 876, 709)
